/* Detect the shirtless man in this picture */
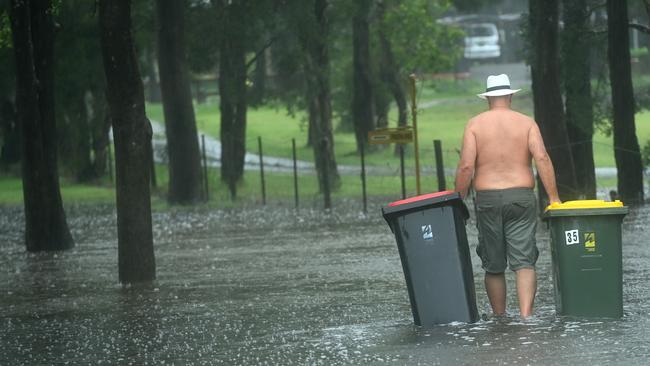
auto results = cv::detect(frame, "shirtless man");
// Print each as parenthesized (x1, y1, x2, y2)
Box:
(454, 74, 561, 318)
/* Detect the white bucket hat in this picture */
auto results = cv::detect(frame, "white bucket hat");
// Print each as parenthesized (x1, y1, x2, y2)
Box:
(477, 74, 521, 99)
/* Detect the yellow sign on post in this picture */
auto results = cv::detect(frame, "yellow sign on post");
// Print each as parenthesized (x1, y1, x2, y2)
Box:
(368, 127, 414, 145)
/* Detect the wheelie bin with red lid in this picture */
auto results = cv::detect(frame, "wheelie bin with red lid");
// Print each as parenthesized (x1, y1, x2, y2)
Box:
(382, 191, 479, 326)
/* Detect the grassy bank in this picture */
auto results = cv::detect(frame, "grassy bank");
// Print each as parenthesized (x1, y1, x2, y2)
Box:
(0, 165, 455, 208)
(0, 163, 624, 209)
(0, 177, 116, 206)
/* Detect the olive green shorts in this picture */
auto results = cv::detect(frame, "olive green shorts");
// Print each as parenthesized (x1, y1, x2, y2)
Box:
(475, 187, 538, 273)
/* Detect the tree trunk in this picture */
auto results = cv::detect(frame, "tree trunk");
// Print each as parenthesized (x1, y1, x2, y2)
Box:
(379, 39, 407, 129)
(0, 99, 21, 166)
(607, 0, 644, 203)
(561, 0, 596, 199)
(376, 0, 407, 156)
(352, 0, 374, 153)
(307, 117, 314, 147)
(59, 94, 93, 181)
(301, 0, 339, 191)
(529, 0, 578, 203)
(99, 0, 156, 283)
(91, 93, 111, 179)
(156, 0, 204, 204)
(374, 89, 390, 129)
(146, 47, 161, 103)
(250, 45, 267, 106)
(218, 1, 247, 199)
(10, 0, 73, 252)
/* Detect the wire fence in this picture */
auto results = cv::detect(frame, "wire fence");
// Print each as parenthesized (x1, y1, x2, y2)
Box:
(135, 91, 648, 209)
(142, 134, 646, 210)
(174, 135, 462, 210)
(101, 127, 649, 211)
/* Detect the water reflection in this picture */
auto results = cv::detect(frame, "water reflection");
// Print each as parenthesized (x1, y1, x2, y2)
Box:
(0, 201, 649, 365)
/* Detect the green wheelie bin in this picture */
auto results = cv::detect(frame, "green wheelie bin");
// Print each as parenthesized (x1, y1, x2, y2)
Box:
(543, 200, 629, 318)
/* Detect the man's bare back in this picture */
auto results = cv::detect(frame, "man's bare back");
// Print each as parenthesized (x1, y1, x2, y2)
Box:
(469, 108, 535, 191)
(454, 94, 559, 203)
(454, 74, 561, 319)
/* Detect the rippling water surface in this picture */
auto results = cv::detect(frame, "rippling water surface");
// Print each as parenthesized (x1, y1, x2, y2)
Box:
(1, 200, 649, 365)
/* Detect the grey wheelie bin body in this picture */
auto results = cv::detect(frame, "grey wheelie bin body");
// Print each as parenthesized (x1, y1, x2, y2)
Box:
(382, 191, 479, 326)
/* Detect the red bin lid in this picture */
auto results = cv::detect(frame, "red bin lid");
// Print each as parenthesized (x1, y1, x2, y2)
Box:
(388, 190, 456, 207)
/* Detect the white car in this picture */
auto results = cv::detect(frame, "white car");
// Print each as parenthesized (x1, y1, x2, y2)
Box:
(463, 23, 501, 60)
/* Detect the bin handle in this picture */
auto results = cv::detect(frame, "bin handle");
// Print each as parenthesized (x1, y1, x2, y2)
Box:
(460, 201, 470, 221)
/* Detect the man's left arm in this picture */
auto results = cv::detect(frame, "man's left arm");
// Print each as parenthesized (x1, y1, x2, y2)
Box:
(454, 123, 476, 198)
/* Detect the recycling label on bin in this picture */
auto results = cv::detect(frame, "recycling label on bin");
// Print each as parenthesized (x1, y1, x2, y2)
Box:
(422, 225, 433, 240)
(584, 232, 596, 252)
(565, 230, 580, 245)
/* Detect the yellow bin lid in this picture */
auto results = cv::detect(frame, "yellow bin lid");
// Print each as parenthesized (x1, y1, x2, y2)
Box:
(545, 200, 624, 211)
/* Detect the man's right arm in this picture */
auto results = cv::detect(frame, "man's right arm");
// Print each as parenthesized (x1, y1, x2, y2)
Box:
(528, 122, 561, 204)
(454, 122, 477, 198)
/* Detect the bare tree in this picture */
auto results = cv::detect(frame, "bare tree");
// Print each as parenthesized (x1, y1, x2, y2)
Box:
(351, 0, 375, 152)
(216, 0, 248, 199)
(9, 0, 73, 252)
(562, 0, 596, 199)
(99, 0, 155, 283)
(607, 0, 644, 203)
(376, 0, 407, 130)
(156, 0, 204, 204)
(528, 0, 578, 202)
(298, 0, 340, 193)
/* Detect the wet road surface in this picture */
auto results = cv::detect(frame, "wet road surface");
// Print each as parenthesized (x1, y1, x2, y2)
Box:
(1, 200, 649, 365)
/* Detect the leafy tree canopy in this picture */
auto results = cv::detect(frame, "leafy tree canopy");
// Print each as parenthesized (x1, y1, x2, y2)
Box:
(380, 0, 463, 74)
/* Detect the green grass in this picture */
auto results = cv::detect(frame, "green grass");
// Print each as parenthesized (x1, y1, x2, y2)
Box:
(415, 78, 484, 100)
(0, 176, 116, 205)
(0, 178, 23, 204)
(0, 158, 628, 209)
(0, 165, 451, 208)
(152, 163, 450, 204)
(145, 88, 650, 171)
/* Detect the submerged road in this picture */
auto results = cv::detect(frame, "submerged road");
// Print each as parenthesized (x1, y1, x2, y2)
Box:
(1, 200, 649, 364)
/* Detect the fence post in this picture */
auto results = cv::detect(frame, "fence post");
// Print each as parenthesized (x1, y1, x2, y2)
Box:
(321, 138, 331, 210)
(434, 139, 446, 191)
(292, 138, 299, 209)
(107, 142, 114, 184)
(360, 143, 367, 214)
(258, 136, 266, 205)
(409, 74, 421, 195)
(399, 144, 406, 199)
(201, 134, 209, 201)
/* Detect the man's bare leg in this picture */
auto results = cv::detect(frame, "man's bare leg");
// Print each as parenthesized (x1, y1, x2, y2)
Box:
(515, 268, 536, 318)
(485, 272, 506, 315)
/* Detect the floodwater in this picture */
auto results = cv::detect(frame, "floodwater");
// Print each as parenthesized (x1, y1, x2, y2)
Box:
(1, 200, 649, 365)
